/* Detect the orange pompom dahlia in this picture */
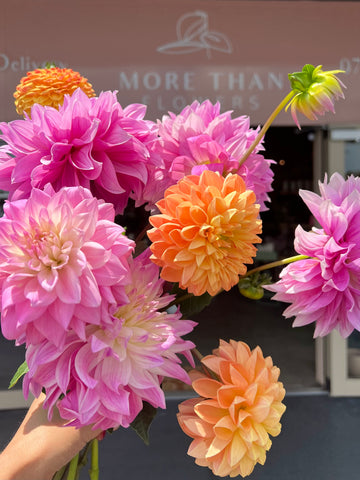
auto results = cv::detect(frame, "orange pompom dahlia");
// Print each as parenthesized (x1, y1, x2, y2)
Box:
(177, 340, 286, 478)
(148, 170, 262, 296)
(14, 67, 95, 116)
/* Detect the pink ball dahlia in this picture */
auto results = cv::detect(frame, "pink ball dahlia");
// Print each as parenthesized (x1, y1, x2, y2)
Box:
(0, 185, 134, 347)
(23, 249, 196, 430)
(266, 173, 360, 337)
(0, 88, 163, 213)
(154, 100, 274, 211)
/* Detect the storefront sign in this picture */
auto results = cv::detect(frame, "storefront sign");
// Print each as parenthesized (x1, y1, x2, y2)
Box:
(1, 1, 360, 125)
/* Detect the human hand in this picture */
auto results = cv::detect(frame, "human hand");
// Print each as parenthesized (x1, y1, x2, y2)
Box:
(0, 393, 102, 480)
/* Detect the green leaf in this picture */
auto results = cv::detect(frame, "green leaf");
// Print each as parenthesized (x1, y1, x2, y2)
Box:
(8, 360, 28, 389)
(238, 271, 272, 300)
(170, 284, 213, 317)
(130, 402, 157, 445)
(239, 285, 265, 300)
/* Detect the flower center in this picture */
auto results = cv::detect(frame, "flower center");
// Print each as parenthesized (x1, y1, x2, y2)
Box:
(28, 229, 71, 271)
(199, 224, 214, 237)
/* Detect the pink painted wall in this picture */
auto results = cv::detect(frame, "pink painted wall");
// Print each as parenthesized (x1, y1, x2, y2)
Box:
(1, 1, 359, 125)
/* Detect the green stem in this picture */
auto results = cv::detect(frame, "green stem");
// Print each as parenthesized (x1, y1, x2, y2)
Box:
(238, 90, 296, 167)
(135, 224, 151, 244)
(76, 442, 92, 478)
(66, 453, 79, 480)
(192, 348, 204, 362)
(89, 439, 99, 480)
(167, 292, 194, 310)
(243, 254, 310, 278)
(52, 464, 68, 480)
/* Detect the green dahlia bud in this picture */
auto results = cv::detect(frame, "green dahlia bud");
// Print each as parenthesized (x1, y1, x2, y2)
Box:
(286, 64, 345, 128)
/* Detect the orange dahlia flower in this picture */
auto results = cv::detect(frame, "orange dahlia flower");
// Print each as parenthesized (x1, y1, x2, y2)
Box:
(147, 170, 262, 296)
(177, 340, 286, 478)
(14, 67, 95, 116)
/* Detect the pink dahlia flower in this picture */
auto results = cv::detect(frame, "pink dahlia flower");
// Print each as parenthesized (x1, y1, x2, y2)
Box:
(266, 173, 360, 337)
(154, 100, 274, 211)
(23, 249, 196, 430)
(0, 185, 134, 347)
(0, 88, 163, 213)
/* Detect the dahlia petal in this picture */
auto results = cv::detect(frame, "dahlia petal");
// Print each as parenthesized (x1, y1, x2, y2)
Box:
(229, 431, 247, 466)
(74, 346, 98, 388)
(22, 248, 194, 430)
(155, 359, 191, 384)
(33, 313, 67, 347)
(81, 242, 109, 269)
(182, 416, 213, 438)
(38, 268, 59, 291)
(55, 267, 81, 303)
(95, 152, 125, 194)
(24, 279, 57, 307)
(100, 356, 129, 391)
(48, 300, 75, 330)
(294, 226, 328, 256)
(195, 400, 228, 424)
(211, 453, 232, 478)
(201, 356, 222, 375)
(192, 378, 222, 399)
(56, 348, 75, 393)
(1, 86, 160, 211)
(0, 185, 135, 353)
(270, 173, 360, 337)
(249, 396, 272, 423)
(71, 147, 101, 177)
(348, 305, 360, 330)
(187, 438, 211, 459)
(218, 385, 247, 409)
(79, 269, 102, 307)
(239, 455, 257, 477)
(14, 300, 47, 327)
(178, 341, 285, 477)
(137, 384, 166, 410)
(150, 171, 261, 296)
(319, 201, 348, 240)
(93, 256, 129, 286)
(253, 422, 270, 447)
(207, 434, 233, 459)
(2, 283, 27, 309)
(156, 100, 273, 213)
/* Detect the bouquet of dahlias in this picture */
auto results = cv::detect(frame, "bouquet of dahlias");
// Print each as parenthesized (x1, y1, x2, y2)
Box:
(0, 63, 347, 479)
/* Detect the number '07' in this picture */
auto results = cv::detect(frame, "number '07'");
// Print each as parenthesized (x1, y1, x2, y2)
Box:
(339, 57, 360, 75)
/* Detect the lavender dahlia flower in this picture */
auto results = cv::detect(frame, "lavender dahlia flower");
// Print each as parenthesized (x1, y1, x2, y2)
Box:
(267, 173, 360, 337)
(0, 88, 163, 213)
(0, 185, 134, 348)
(154, 100, 274, 211)
(24, 250, 196, 430)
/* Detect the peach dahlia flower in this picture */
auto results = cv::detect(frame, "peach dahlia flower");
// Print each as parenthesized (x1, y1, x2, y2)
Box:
(14, 67, 95, 116)
(177, 340, 286, 478)
(148, 170, 262, 296)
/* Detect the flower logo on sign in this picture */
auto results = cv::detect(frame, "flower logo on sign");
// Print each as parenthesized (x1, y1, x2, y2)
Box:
(157, 10, 233, 58)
